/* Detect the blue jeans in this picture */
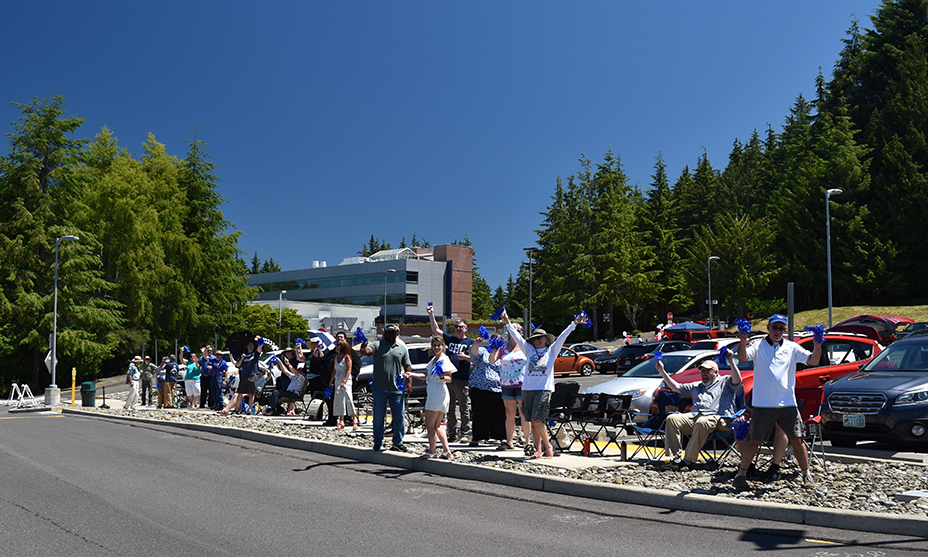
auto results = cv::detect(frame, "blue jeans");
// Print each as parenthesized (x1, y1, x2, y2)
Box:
(373, 390, 405, 448)
(210, 375, 223, 408)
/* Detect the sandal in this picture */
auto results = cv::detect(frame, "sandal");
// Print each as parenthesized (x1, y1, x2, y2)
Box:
(523, 442, 536, 456)
(335, 423, 344, 430)
(352, 422, 359, 431)
(439, 451, 453, 459)
(496, 442, 513, 451)
(419, 452, 436, 460)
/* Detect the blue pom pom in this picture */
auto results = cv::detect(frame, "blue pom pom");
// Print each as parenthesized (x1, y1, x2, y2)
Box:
(324, 386, 333, 400)
(269, 355, 278, 365)
(478, 326, 490, 340)
(490, 307, 505, 321)
(182, 345, 190, 353)
(732, 417, 750, 441)
(294, 337, 304, 346)
(431, 360, 444, 377)
(653, 350, 663, 360)
(256, 336, 265, 347)
(488, 336, 506, 351)
(574, 310, 592, 328)
(717, 346, 730, 366)
(804, 323, 826, 344)
(395, 374, 406, 392)
(737, 319, 752, 336)
(354, 327, 368, 344)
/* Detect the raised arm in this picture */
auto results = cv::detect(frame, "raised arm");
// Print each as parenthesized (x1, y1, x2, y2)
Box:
(427, 304, 443, 337)
(657, 359, 682, 393)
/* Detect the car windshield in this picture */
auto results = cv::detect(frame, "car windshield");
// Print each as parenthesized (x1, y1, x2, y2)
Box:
(408, 346, 433, 365)
(863, 341, 928, 372)
(617, 345, 648, 358)
(625, 354, 697, 378)
(903, 323, 927, 332)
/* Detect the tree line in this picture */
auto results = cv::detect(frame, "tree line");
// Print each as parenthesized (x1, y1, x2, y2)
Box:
(488, 0, 928, 339)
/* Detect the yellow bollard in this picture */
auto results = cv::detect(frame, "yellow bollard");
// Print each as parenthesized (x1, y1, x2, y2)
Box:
(71, 367, 77, 407)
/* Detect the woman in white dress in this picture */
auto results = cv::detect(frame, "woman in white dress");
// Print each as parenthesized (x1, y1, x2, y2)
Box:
(330, 339, 358, 430)
(406, 335, 456, 459)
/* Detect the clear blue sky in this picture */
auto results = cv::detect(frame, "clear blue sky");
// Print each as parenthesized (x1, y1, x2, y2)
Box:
(1, 1, 877, 290)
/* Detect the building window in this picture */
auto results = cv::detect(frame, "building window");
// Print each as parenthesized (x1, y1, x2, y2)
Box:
(406, 271, 418, 283)
(406, 293, 418, 305)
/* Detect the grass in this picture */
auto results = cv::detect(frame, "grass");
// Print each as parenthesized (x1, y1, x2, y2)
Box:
(739, 305, 928, 330)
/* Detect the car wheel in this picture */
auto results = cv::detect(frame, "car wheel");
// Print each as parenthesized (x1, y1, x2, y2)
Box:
(579, 363, 593, 376)
(830, 438, 857, 448)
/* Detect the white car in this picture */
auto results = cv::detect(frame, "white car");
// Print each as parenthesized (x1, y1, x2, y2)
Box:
(582, 349, 719, 421)
(355, 342, 433, 397)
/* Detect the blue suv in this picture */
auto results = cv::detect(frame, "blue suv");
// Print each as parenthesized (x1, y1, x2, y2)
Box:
(822, 331, 928, 447)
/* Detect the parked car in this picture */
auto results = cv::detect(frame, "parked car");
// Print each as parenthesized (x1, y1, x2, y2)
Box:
(594, 341, 691, 374)
(667, 330, 735, 343)
(553, 347, 596, 377)
(568, 343, 611, 361)
(829, 314, 914, 345)
(654, 332, 883, 415)
(583, 350, 718, 420)
(896, 322, 928, 341)
(355, 342, 432, 398)
(689, 337, 743, 352)
(821, 331, 928, 447)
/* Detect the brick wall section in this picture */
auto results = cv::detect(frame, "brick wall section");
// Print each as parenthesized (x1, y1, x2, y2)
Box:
(433, 244, 473, 320)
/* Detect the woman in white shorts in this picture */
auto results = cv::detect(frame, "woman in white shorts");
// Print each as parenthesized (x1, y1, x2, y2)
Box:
(406, 335, 456, 460)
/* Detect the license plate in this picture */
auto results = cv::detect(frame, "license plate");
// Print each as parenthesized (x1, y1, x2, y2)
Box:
(624, 359, 631, 366)
(843, 414, 865, 428)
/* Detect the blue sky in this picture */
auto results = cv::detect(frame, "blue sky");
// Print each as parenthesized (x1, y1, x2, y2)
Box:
(1, 1, 877, 289)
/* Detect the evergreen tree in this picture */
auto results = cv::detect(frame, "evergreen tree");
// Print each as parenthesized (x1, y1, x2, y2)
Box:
(0, 97, 123, 385)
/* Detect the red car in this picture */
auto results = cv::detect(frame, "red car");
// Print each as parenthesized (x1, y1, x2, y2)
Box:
(651, 332, 884, 413)
(829, 314, 914, 345)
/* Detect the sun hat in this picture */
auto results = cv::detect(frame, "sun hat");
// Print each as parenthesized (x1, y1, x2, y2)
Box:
(132, 355, 142, 363)
(526, 328, 555, 346)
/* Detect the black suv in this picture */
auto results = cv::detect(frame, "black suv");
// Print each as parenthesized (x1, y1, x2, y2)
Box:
(594, 340, 691, 374)
(822, 331, 928, 447)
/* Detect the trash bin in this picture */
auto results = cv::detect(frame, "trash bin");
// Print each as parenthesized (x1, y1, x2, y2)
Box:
(80, 381, 96, 407)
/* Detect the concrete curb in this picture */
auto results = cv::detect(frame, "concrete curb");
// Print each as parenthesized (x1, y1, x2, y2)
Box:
(62, 409, 928, 538)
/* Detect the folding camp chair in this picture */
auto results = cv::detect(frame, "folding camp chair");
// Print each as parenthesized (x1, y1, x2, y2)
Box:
(797, 386, 827, 471)
(582, 395, 633, 457)
(698, 409, 745, 468)
(627, 390, 687, 462)
(545, 381, 581, 449)
(547, 393, 590, 453)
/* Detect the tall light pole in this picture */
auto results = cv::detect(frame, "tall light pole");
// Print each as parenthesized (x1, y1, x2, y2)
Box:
(707, 256, 720, 331)
(383, 269, 396, 329)
(826, 188, 843, 327)
(523, 248, 534, 331)
(278, 290, 287, 327)
(48, 235, 79, 406)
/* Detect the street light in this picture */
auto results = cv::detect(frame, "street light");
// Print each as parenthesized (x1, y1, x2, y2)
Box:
(48, 234, 79, 406)
(523, 248, 534, 331)
(707, 256, 720, 331)
(383, 269, 396, 329)
(278, 290, 287, 327)
(826, 188, 843, 327)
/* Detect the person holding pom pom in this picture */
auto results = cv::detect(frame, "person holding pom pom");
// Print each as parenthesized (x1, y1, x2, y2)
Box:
(733, 314, 822, 491)
(502, 309, 587, 459)
(405, 335, 457, 459)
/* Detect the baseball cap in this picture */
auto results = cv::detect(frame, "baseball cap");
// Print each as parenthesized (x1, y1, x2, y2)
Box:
(697, 360, 719, 372)
(769, 314, 787, 325)
(384, 324, 399, 332)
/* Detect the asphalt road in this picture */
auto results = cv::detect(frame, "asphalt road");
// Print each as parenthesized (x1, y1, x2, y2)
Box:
(2, 410, 927, 556)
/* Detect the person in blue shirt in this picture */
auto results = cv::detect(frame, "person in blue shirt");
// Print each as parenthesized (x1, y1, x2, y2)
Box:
(160, 355, 179, 409)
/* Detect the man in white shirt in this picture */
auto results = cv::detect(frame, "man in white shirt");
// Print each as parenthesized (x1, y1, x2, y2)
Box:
(733, 314, 822, 491)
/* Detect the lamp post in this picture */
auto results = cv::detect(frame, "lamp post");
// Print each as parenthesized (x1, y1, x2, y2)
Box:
(826, 188, 843, 327)
(707, 256, 719, 331)
(383, 269, 396, 329)
(523, 248, 534, 331)
(278, 290, 287, 327)
(48, 235, 79, 406)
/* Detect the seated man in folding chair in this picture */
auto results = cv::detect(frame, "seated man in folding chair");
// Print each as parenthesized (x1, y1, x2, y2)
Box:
(657, 355, 742, 471)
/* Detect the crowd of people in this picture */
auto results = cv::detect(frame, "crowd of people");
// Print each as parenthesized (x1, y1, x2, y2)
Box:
(122, 310, 823, 488)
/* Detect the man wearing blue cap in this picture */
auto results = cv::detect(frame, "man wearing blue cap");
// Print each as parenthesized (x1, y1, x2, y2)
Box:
(733, 314, 822, 491)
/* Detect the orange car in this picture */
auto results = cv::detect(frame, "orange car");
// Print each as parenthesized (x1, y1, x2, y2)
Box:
(553, 347, 596, 377)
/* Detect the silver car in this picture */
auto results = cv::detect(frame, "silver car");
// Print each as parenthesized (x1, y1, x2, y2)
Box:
(582, 349, 719, 420)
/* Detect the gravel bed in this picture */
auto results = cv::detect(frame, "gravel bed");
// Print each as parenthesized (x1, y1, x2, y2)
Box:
(84, 401, 928, 518)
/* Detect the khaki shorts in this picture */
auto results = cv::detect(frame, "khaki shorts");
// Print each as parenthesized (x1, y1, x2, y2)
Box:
(522, 390, 551, 422)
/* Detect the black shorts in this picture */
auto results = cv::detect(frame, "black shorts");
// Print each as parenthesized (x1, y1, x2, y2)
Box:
(238, 375, 257, 396)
